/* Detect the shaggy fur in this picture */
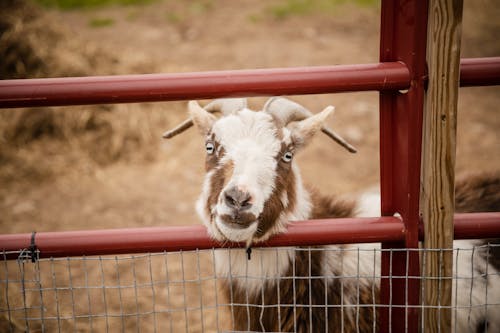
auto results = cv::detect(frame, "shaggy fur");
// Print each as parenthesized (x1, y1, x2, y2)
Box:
(183, 99, 499, 332)
(455, 172, 500, 213)
(222, 195, 378, 333)
(454, 172, 500, 333)
(455, 172, 500, 272)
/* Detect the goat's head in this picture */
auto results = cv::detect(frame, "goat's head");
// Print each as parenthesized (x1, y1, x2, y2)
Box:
(164, 98, 355, 246)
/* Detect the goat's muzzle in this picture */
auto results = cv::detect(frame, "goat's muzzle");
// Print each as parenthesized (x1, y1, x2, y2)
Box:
(219, 187, 257, 229)
(223, 187, 253, 212)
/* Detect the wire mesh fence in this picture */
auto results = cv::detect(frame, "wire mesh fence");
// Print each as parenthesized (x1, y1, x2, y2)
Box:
(1, 242, 499, 332)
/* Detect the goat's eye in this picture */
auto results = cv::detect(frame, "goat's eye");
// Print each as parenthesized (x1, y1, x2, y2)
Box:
(282, 151, 293, 163)
(205, 142, 215, 155)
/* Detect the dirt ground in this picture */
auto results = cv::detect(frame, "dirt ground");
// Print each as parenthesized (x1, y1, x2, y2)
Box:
(0, 0, 499, 332)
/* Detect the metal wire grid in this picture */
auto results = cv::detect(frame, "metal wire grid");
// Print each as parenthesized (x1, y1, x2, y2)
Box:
(1, 244, 499, 333)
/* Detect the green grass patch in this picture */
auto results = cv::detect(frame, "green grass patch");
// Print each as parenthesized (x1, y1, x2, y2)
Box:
(89, 17, 115, 27)
(268, 0, 379, 20)
(188, 0, 213, 14)
(165, 11, 181, 24)
(35, 0, 155, 10)
(270, 0, 314, 19)
(163, 1, 214, 25)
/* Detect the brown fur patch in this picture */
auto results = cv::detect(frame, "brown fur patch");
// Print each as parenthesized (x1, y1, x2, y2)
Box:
(206, 168, 224, 218)
(226, 181, 372, 331)
(308, 186, 356, 219)
(205, 135, 226, 171)
(254, 144, 296, 239)
(205, 159, 233, 218)
(455, 172, 500, 273)
(226, 249, 378, 332)
(455, 172, 500, 213)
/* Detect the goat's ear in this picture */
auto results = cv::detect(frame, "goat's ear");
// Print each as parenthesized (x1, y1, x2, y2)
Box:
(189, 100, 216, 136)
(291, 106, 334, 148)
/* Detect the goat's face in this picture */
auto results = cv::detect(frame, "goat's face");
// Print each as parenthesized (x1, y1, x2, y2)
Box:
(188, 100, 333, 246)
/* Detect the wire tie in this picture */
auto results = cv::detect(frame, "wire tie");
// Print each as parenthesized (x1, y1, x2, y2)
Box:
(29, 231, 38, 263)
(246, 247, 252, 260)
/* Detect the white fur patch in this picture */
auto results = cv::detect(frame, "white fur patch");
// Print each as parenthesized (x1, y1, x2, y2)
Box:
(214, 216, 258, 244)
(214, 247, 294, 296)
(195, 169, 215, 229)
(452, 240, 500, 332)
(355, 187, 381, 218)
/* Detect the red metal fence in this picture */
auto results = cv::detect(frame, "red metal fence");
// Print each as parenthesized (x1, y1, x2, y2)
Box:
(0, 58, 498, 108)
(2, 214, 500, 260)
(1, 0, 500, 332)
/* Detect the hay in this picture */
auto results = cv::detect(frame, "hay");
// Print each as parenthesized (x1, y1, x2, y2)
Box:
(0, 0, 120, 79)
(0, 0, 174, 186)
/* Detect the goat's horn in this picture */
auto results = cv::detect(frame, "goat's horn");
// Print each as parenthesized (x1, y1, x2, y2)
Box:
(263, 97, 311, 126)
(204, 98, 248, 116)
(320, 127, 357, 153)
(162, 98, 248, 139)
(162, 109, 217, 139)
(162, 118, 194, 139)
(263, 97, 357, 153)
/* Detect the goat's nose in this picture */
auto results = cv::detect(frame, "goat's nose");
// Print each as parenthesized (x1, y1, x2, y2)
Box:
(224, 187, 252, 210)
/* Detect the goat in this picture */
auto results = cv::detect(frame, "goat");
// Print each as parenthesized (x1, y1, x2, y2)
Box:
(164, 98, 500, 332)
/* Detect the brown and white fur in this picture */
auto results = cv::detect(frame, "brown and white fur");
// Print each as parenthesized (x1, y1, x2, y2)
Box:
(166, 98, 499, 332)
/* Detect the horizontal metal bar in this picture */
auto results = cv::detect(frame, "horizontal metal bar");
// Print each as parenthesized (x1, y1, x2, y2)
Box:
(460, 57, 500, 87)
(1, 217, 404, 259)
(1, 58, 498, 109)
(453, 212, 500, 239)
(0, 62, 410, 108)
(1, 212, 499, 260)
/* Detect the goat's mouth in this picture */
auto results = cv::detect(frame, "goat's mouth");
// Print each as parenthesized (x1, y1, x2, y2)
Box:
(212, 212, 258, 243)
(220, 212, 257, 229)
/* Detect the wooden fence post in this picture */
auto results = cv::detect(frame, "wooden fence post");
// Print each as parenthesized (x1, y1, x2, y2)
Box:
(421, 0, 463, 332)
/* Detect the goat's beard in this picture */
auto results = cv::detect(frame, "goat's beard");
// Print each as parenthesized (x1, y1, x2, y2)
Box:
(209, 208, 259, 245)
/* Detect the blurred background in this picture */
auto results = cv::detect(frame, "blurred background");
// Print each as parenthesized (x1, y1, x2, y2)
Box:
(1, 1, 499, 332)
(0, 0, 499, 234)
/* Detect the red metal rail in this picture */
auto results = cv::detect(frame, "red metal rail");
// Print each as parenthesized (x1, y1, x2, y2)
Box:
(1, 213, 499, 260)
(453, 213, 500, 239)
(1, 217, 402, 259)
(460, 57, 500, 87)
(0, 63, 409, 108)
(0, 58, 499, 109)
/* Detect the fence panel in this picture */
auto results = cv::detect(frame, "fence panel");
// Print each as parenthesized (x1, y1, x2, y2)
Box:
(2, 243, 500, 332)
